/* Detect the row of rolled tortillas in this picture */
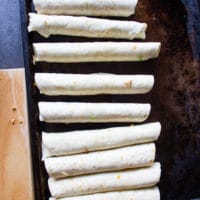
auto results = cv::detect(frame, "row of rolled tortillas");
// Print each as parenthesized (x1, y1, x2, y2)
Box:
(42, 122, 161, 157)
(33, 42, 161, 63)
(39, 102, 151, 123)
(33, 0, 139, 17)
(43, 123, 161, 198)
(32, 1, 162, 199)
(45, 143, 155, 178)
(49, 187, 160, 200)
(35, 73, 154, 95)
(48, 162, 161, 198)
(28, 13, 147, 39)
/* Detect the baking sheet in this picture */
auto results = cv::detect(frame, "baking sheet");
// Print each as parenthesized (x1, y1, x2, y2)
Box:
(21, 0, 200, 199)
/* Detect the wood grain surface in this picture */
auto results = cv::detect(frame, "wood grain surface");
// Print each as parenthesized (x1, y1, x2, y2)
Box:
(0, 68, 34, 200)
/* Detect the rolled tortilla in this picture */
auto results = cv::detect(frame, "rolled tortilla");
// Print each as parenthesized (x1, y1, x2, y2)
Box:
(28, 13, 147, 39)
(38, 102, 151, 123)
(33, 42, 161, 63)
(49, 187, 160, 200)
(35, 73, 154, 96)
(45, 143, 155, 178)
(42, 122, 161, 158)
(33, 0, 138, 17)
(48, 162, 161, 198)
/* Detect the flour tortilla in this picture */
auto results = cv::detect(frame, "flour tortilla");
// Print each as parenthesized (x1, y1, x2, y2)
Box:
(33, 42, 161, 63)
(42, 122, 161, 158)
(35, 73, 154, 96)
(33, 0, 138, 17)
(48, 163, 161, 198)
(38, 102, 151, 123)
(49, 187, 160, 200)
(28, 13, 147, 39)
(45, 143, 155, 178)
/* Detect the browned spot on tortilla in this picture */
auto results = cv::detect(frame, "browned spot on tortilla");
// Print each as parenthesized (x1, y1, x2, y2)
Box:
(44, 21, 48, 27)
(125, 80, 132, 88)
(132, 45, 137, 50)
(84, 147, 89, 153)
(117, 175, 121, 180)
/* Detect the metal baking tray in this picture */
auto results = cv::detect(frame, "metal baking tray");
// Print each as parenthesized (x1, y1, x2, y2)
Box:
(20, 0, 200, 199)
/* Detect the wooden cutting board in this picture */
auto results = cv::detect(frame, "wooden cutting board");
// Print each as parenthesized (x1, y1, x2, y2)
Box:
(0, 68, 34, 200)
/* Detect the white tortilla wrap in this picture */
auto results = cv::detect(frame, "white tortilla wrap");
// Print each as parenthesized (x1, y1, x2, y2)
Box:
(42, 122, 161, 158)
(49, 187, 160, 200)
(48, 163, 161, 198)
(33, 0, 138, 17)
(33, 42, 161, 63)
(45, 143, 155, 178)
(38, 102, 151, 123)
(28, 13, 147, 39)
(35, 73, 154, 96)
